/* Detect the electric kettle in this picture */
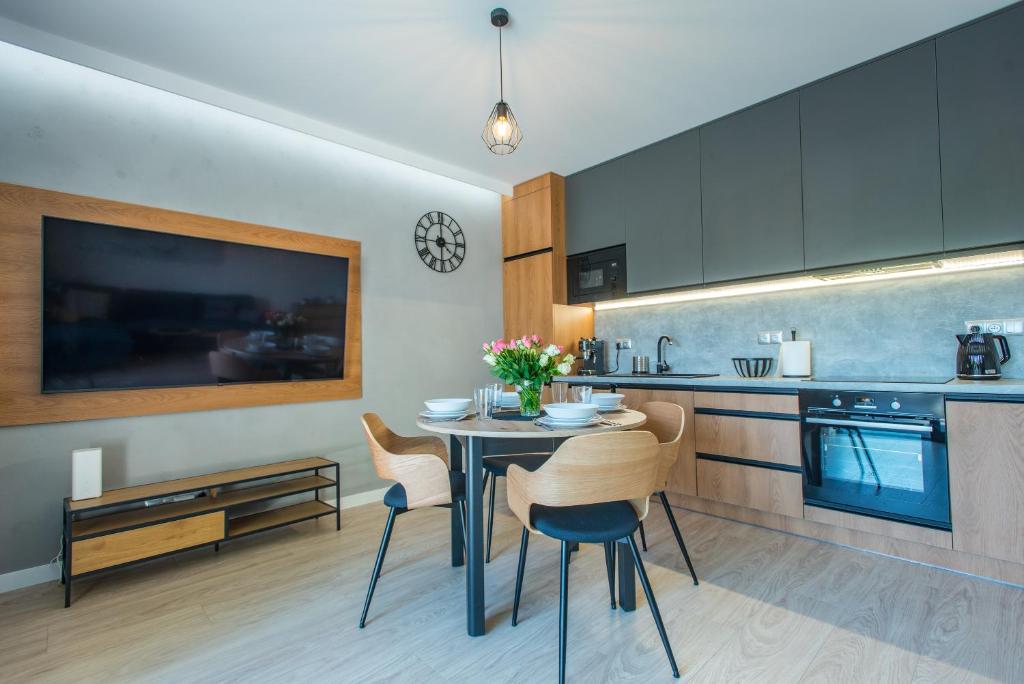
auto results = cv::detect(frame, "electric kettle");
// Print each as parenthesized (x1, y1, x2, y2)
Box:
(956, 325, 1011, 380)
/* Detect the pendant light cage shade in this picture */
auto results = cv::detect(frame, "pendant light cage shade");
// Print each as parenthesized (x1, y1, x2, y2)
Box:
(482, 100, 523, 155)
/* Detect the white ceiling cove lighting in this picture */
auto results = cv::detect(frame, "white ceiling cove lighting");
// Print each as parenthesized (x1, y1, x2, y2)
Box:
(594, 249, 1024, 311)
(482, 7, 523, 155)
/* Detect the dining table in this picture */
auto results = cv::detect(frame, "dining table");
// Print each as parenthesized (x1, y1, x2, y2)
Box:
(416, 408, 648, 636)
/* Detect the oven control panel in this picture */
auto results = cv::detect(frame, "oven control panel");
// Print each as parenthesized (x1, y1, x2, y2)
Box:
(802, 389, 944, 420)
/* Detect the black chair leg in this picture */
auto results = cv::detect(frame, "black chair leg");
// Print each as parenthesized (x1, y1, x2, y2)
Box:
(359, 506, 397, 628)
(486, 474, 497, 563)
(512, 527, 529, 626)
(603, 542, 616, 608)
(638, 520, 648, 551)
(558, 540, 571, 684)
(659, 491, 698, 585)
(626, 534, 679, 678)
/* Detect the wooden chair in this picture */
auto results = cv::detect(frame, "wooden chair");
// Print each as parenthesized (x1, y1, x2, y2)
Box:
(506, 430, 679, 682)
(636, 401, 699, 585)
(358, 413, 467, 628)
(482, 453, 550, 563)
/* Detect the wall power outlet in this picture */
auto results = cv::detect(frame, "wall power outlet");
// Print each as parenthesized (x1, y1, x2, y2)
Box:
(757, 331, 784, 345)
(965, 319, 1024, 335)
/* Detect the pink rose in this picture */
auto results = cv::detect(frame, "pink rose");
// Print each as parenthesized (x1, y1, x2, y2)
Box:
(531, 334, 540, 343)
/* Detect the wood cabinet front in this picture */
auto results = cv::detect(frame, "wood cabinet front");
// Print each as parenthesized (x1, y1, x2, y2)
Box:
(697, 459, 802, 518)
(695, 413, 801, 467)
(947, 400, 1024, 565)
(503, 252, 554, 341)
(618, 388, 697, 496)
(72, 511, 225, 576)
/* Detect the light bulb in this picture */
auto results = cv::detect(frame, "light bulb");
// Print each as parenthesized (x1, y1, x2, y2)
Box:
(491, 116, 512, 140)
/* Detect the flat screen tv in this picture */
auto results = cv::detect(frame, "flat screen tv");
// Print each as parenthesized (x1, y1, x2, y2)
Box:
(42, 217, 349, 393)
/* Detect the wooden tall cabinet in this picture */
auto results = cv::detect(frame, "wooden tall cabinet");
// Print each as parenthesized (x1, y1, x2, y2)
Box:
(502, 173, 593, 357)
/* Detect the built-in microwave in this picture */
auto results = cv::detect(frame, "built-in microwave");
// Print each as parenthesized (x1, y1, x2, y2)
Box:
(567, 245, 627, 304)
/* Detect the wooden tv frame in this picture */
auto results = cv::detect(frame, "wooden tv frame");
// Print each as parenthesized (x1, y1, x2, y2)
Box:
(0, 182, 361, 427)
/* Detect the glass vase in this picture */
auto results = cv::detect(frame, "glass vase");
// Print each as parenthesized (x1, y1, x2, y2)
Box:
(518, 380, 542, 417)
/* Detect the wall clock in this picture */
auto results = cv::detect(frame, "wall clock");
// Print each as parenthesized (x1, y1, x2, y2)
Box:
(414, 211, 466, 273)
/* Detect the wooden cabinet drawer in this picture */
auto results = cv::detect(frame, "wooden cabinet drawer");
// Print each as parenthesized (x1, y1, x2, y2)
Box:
(697, 459, 802, 517)
(695, 413, 801, 467)
(72, 511, 225, 576)
(694, 391, 799, 415)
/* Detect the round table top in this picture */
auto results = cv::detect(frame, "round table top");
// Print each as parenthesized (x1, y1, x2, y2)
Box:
(416, 409, 647, 438)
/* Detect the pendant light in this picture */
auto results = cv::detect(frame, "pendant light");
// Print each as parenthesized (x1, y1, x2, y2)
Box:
(482, 7, 523, 154)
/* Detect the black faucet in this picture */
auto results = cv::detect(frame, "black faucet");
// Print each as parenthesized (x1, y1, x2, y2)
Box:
(656, 335, 673, 374)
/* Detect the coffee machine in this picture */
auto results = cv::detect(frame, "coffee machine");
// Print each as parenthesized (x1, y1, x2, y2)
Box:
(578, 337, 608, 375)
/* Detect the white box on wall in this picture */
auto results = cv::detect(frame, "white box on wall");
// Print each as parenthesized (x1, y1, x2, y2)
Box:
(71, 447, 102, 500)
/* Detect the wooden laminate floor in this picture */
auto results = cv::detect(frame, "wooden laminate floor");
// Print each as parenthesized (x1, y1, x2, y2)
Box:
(2, 494, 1022, 683)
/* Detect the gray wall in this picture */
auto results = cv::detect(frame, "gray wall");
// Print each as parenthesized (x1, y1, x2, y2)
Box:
(0, 42, 501, 575)
(596, 266, 1024, 379)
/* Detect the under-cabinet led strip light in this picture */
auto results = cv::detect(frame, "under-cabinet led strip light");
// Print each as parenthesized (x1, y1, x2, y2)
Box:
(594, 249, 1024, 311)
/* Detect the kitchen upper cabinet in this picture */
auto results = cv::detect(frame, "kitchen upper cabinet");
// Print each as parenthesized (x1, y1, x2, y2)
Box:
(947, 401, 1024, 565)
(800, 43, 943, 269)
(623, 131, 703, 293)
(937, 5, 1024, 252)
(565, 159, 625, 256)
(701, 94, 804, 283)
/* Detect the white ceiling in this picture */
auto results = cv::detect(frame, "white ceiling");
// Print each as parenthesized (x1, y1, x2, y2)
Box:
(0, 0, 1013, 194)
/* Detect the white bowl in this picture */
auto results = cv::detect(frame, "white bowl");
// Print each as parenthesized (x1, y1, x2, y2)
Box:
(592, 393, 625, 408)
(425, 398, 472, 413)
(543, 402, 599, 420)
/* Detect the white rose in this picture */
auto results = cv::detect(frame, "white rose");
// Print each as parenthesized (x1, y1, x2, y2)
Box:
(539, 354, 549, 367)
(556, 362, 572, 375)
(545, 344, 559, 356)
(562, 353, 575, 364)
(483, 353, 497, 366)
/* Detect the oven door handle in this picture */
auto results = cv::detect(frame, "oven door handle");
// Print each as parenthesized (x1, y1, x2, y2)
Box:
(804, 417, 933, 434)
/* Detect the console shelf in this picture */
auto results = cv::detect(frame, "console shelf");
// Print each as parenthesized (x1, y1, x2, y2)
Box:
(61, 457, 340, 607)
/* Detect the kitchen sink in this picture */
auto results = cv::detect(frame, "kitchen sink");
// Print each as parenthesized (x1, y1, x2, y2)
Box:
(598, 372, 719, 379)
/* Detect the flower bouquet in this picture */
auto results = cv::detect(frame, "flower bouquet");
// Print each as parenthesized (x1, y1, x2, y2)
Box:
(482, 335, 576, 417)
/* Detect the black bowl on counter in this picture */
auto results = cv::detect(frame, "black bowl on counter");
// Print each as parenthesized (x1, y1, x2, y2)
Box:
(732, 357, 773, 378)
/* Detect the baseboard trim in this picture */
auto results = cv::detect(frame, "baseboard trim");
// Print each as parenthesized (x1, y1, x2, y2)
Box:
(0, 485, 391, 595)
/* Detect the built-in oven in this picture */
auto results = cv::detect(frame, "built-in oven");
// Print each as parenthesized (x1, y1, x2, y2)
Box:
(800, 389, 950, 530)
(567, 245, 626, 304)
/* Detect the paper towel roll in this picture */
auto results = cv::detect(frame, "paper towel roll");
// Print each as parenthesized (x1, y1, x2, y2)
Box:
(780, 341, 811, 377)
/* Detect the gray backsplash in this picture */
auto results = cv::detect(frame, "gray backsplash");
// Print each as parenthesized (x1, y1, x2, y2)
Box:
(595, 266, 1024, 379)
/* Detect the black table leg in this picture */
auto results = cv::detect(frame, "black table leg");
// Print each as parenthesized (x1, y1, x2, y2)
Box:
(616, 538, 636, 612)
(466, 436, 486, 636)
(449, 436, 465, 568)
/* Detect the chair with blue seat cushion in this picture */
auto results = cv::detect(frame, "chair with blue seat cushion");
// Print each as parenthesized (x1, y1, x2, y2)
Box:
(505, 430, 680, 683)
(482, 453, 550, 562)
(634, 401, 699, 585)
(358, 413, 467, 629)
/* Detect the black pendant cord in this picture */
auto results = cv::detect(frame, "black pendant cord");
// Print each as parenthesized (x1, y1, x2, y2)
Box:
(498, 27, 504, 102)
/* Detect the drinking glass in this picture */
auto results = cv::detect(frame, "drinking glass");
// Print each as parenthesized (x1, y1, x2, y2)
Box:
(572, 385, 592, 404)
(550, 381, 568, 404)
(489, 383, 504, 410)
(474, 387, 493, 418)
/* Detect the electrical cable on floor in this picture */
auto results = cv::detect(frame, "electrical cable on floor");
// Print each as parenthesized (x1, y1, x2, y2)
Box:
(49, 535, 63, 585)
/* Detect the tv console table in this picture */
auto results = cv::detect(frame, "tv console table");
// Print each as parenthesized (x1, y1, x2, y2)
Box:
(61, 457, 340, 607)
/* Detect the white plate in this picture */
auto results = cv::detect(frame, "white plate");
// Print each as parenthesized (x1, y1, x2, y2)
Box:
(536, 415, 604, 428)
(597, 404, 625, 413)
(593, 393, 626, 408)
(419, 410, 473, 421)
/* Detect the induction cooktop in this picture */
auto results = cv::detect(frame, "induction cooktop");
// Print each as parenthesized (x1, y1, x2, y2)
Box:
(809, 376, 954, 384)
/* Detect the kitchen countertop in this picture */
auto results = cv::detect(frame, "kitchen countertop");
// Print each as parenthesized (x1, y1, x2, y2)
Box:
(562, 374, 1024, 397)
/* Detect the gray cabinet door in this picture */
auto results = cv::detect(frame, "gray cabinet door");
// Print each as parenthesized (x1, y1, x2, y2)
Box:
(800, 42, 943, 269)
(937, 5, 1024, 252)
(701, 94, 804, 283)
(624, 131, 703, 293)
(565, 159, 625, 255)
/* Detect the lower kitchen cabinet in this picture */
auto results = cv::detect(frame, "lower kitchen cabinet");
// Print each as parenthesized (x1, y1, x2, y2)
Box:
(947, 400, 1024, 565)
(618, 388, 696, 496)
(696, 459, 803, 518)
(694, 413, 801, 467)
